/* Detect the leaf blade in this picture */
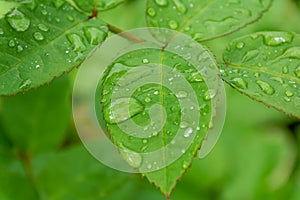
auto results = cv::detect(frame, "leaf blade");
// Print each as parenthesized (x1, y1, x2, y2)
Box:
(220, 31, 300, 118)
(0, 0, 108, 96)
(146, 0, 273, 41)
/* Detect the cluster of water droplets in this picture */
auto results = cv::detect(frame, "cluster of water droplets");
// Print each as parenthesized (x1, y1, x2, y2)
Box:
(223, 32, 299, 104)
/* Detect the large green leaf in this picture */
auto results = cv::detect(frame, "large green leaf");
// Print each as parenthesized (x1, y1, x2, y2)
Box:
(0, 76, 71, 155)
(146, 0, 272, 42)
(73, 0, 125, 13)
(96, 47, 214, 196)
(220, 32, 300, 118)
(0, 0, 108, 96)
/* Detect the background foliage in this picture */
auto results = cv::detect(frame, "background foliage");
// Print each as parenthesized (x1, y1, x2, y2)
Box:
(0, 0, 300, 199)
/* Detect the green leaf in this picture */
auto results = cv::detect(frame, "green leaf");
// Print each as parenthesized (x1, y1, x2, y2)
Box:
(146, 0, 273, 41)
(73, 0, 125, 13)
(35, 145, 132, 200)
(0, 0, 108, 96)
(96, 48, 214, 196)
(0, 76, 71, 155)
(220, 31, 300, 118)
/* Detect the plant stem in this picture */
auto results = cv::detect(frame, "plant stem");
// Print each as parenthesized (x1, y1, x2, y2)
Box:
(106, 23, 146, 43)
(18, 152, 41, 199)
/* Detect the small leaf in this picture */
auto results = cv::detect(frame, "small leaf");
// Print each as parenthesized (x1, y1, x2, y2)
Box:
(0, 0, 108, 96)
(73, 0, 125, 13)
(96, 47, 214, 196)
(220, 31, 300, 118)
(146, 0, 273, 41)
(0, 76, 71, 155)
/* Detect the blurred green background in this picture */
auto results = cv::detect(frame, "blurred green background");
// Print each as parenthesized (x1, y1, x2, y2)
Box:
(1, 0, 300, 199)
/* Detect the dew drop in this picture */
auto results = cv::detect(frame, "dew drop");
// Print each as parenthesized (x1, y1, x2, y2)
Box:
(142, 58, 149, 64)
(256, 80, 275, 95)
(41, 9, 48, 15)
(285, 90, 294, 97)
(242, 50, 259, 62)
(38, 24, 49, 32)
(106, 98, 144, 124)
(175, 91, 188, 98)
(8, 40, 16, 47)
(145, 97, 152, 103)
(142, 139, 148, 144)
(83, 27, 106, 45)
(67, 34, 86, 52)
(236, 42, 244, 49)
(19, 79, 31, 90)
(147, 7, 156, 16)
(6, 8, 30, 32)
(17, 45, 23, 52)
(183, 128, 193, 138)
(282, 66, 288, 74)
(168, 20, 178, 29)
(119, 145, 142, 168)
(155, 0, 168, 6)
(67, 15, 74, 21)
(182, 160, 189, 169)
(270, 77, 284, 84)
(284, 97, 291, 102)
(172, 0, 187, 14)
(230, 77, 248, 89)
(33, 32, 45, 41)
(295, 66, 300, 78)
(0, 28, 4, 35)
(263, 32, 294, 46)
(204, 89, 216, 100)
(147, 164, 152, 169)
(189, 72, 204, 82)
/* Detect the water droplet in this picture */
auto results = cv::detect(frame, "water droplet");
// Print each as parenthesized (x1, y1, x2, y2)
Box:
(182, 160, 189, 169)
(106, 98, 144, 124)
(147, 164, 152, 169)
(17, 45, 23, 52)
(41, 9, 48, 15)
(183, 128, 193, 138)
(0, 28, 4, 35)
(285, 90, 294, 97)
(280, 47, 300, 59)
(155, 0, 168, 6)
(67, 15, 74, 21)
(142, 58, 149, 64)
(38, 24, 49, 32)
(67, 34, 86, 52)
(147, 7, 156, 16)
(33, 32, 44, 41)
(145, 97, 152, 103)
(295, 66, 300, 78)
(284, 97, 291, 102)
(19, 79, 31, 90)
(230, 77, 248, 89)
(172, 0, 187, 13)
(152, 131, 158, 136)
(256, 80, 275, 95)
(180, 121, 189, 128)
(6, 8, 31, 32)
(189, 72, 204, 82)
(8, 40, 15, 47)
(270, 77, 284, 84)
(153, 90, 159, 95)
(242, 50, 259, 62)
(83, 27, 106, 45)
(142, 139, 148, 144)
(204, 89, 216, 100)
(263, 32, 294, 46)
(119, 145, 142, 168)
(36, 64, 40, 69)
(168, 20, 178, 29)
(254, 72, 260, 78)
(236, 42, 244, 49)
(175, 91, 187, 98)
(282, 66, 288, 74)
